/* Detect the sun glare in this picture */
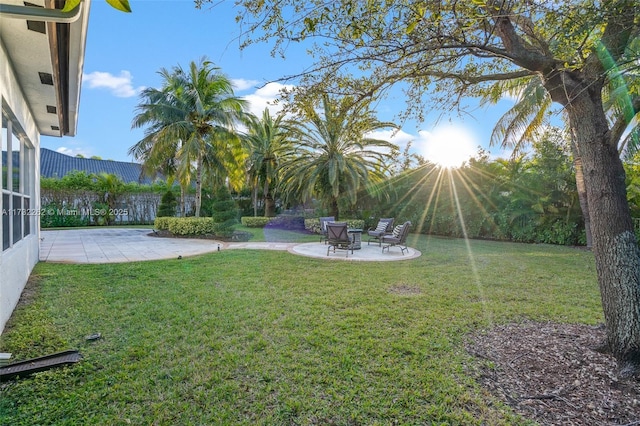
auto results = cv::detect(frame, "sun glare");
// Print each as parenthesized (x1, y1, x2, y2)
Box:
(421, 126, 477, 168)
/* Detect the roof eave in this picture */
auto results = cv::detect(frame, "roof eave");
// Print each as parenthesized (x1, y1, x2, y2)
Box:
(0, 0, 91, 137)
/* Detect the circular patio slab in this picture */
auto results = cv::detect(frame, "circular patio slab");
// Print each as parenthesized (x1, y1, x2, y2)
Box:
(289, 241, 421, 261)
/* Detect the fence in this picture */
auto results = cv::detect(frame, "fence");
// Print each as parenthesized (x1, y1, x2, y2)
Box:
(40, 189, 196, 225)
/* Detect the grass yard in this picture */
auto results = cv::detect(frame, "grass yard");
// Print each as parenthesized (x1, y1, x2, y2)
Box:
(0, 234, 601, 425)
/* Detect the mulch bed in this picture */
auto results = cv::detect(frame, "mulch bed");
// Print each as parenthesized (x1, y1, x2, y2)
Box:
(466, 321, 640, 425)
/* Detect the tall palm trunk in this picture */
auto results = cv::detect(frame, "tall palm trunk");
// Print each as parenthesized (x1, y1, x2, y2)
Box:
(253, 181, 258, 217)
(569, 131, 593, 248)
(571, 152, 593, 249)
(194, 151, 203, 217)
(180, 185, 186, 217)
(329, 198, 339, 220)
(264, 180, 275, 217)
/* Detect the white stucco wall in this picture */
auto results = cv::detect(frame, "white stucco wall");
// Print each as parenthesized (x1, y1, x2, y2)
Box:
(0, 38, 41, 334)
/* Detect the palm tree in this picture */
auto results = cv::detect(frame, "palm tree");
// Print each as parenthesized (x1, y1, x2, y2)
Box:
(93, 172, 124, 225)
(242, 108, 291, 217)
(130, 58, 247, 217)
(129, 74, 187, 213)
(481, 72, 639, 248)
(280, 94, 398, 218)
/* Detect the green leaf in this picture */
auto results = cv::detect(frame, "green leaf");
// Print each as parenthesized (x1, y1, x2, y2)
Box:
(406, 20, 417, 34)
(106, 0, 132, 12)
(531, 203, 545, 214)
(61, 0, 81, 13)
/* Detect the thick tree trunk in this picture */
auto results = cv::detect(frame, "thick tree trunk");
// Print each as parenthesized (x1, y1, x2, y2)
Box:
(568, 93, 640, 376)
(264, 195, 276, 217)
(264, 181, 276, 217)
(329, 198, 339, 220)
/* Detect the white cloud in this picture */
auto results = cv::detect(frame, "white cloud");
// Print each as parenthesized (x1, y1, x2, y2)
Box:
(82, 70, 144, 98)
(367, 129, 413, 148)
(232, 78, 260, 91)
(243, 82, 294, 117)
(56, 146, 92, 158)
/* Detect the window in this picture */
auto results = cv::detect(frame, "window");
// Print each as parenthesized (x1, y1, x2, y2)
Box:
(1, 108, 33, 251)
(1, 114, 7, 190)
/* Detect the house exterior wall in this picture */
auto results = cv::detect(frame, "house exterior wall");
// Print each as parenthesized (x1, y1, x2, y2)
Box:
(0, 38, 41, 334)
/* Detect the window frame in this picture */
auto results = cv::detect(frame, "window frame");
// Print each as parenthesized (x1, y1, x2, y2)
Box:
(1, 108, 33, 251)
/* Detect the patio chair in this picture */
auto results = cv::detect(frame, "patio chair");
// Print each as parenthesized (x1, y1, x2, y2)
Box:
(318, 216, 335, 244)
(381, 221, 412, 255)
(326, 222, 354, 257)
(367, 217, 395, 246)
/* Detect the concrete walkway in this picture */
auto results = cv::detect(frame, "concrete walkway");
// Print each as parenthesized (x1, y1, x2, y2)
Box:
(39, 228, 420, 264)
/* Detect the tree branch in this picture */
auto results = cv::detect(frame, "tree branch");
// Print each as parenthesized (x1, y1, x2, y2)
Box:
(585, 1, 638, 76)
(418, 70, 535, 84)
(486, 5, 557, 73)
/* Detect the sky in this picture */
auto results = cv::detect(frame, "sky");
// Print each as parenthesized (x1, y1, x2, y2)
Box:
(41, 0, 519, 168)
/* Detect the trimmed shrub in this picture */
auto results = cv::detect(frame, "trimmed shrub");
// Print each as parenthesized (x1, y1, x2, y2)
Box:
(169, 217, 216, 236)
(171, 217, 212, 235)
(305, 218, 365, 233)
(153, 217, 216, 236)
(241, 216, 272, 227)
(211, 186, 238, 238)
(154, 217, 172, 230)
(157, 190, 178, 217)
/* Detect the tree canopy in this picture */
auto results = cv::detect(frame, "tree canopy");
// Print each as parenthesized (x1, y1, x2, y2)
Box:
(279, 93, 398, 218)
(213, 0, 640, 374)
(130, 59, 247, 217)
(222, 1, 634, 131)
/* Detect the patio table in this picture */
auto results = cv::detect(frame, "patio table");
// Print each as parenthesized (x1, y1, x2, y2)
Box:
(348, 228, 363, 250)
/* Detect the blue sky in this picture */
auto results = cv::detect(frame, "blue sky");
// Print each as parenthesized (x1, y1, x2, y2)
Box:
(41, 0, 518, 167)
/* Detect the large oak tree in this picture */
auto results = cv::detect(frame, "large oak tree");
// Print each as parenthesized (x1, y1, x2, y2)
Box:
(208, 0, 640, 375)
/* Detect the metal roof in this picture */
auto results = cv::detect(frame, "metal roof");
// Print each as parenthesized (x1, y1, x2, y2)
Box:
(40, 147, 156, 184)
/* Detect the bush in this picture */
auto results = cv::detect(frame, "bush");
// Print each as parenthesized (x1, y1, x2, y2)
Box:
(304, 218, 365, 233)
(157, 190, 178, 217)
(211, 186, 238, 238)
(91, 201, 114, 226)
(154, 217, 172, 230)
(153, 217, 216, 236)
(241, 217, 272, 227)
(40, 202, 89, 228)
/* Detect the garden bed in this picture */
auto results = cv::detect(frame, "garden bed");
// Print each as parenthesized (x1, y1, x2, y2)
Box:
(467, 321, 640, 425)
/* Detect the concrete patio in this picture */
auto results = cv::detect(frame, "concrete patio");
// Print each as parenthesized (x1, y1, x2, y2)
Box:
(39, 228, 421, 263)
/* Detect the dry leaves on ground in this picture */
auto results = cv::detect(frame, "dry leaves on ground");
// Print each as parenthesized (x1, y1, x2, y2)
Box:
(467, 321, 640, 425)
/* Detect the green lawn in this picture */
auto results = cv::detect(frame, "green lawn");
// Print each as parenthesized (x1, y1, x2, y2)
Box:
(0, 234, 601, 425)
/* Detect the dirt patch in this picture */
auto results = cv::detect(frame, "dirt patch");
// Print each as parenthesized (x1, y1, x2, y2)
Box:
(13, 274, 44, 309)
(466, 321, 640, 425)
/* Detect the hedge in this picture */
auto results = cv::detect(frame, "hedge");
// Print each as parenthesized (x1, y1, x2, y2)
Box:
(241, 216, 272, 227)
(154, 217, 216, 236)
(304, 218, 365, 233)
